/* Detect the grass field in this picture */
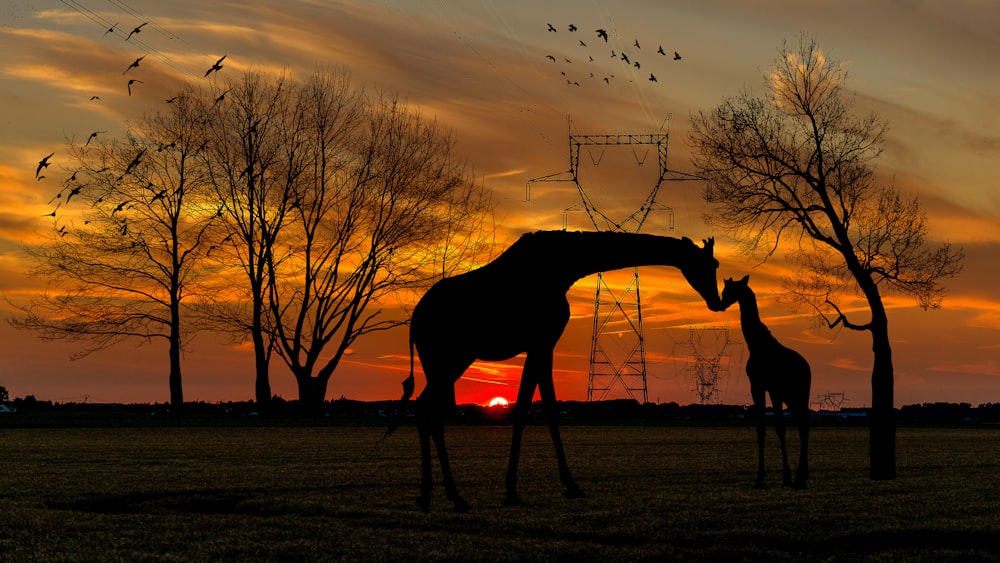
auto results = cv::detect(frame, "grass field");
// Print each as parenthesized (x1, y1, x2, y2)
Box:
(1, 423, 998, 561)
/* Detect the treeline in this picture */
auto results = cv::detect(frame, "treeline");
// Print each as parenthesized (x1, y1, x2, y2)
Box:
(6, 396, 1000, 425)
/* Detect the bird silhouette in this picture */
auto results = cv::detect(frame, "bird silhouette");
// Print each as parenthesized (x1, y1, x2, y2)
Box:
(103, 23, 118, 37)
(634, 61, 641, 69)
(634, 39, 641, 49)
(596, 29, 608, 42)
(649, 73, 657, 82)
(127, 79, 143, 96)
(579, 40, 587, 47)
(204, 55, 226, 77)
(36, 152, 54, 179)
(126, 22, 147, 40)
(65, 185, 84, 203)
(657, 45, 666, 56)
(90, 95, 101, 101)
(603, 76, 610, 84)
(123, 55, 145, 74)
(86, 131, 107, 146)
(568, 24, 577, 32)
(547, 23, 556, 32)
(674, 51, 682, 60)
(620, 52, 630, 64)
(213, 89, 230, 107)
(121, 149, 145, 178)
(546, 55, 556, 62)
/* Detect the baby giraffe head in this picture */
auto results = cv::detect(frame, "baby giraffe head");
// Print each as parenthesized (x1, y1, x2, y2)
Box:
(720, 274, 752, 310)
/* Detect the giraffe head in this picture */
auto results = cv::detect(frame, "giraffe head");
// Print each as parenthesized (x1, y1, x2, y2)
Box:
(720, 274, 752, 310)
(679, 237, 726, 312)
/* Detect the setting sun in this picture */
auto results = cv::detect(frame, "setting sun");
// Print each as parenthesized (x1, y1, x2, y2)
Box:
(487, 396, 509, 408)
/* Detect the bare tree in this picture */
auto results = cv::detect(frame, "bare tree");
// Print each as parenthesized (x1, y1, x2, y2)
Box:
(688, 36, 963, 479)
(201, 68, 492, 411)
(199, 71, 301, 410)
(268, 72, 493, 410)
(10, 93, 218, 409)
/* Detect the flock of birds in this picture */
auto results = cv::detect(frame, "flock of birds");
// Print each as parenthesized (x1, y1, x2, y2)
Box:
(35, 18, 231, 228)
(543, 22, 682, 88)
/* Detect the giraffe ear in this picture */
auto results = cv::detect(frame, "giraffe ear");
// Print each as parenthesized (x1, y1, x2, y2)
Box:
(702, 237, 715, 254)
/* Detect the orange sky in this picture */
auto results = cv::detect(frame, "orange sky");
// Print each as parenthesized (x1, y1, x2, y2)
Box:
(1, 1, 998, 408)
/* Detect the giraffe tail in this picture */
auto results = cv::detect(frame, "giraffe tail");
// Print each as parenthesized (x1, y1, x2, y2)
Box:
(378, 336, 416, 444)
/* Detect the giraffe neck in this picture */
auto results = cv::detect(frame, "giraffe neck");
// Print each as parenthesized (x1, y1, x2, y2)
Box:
(495, 231, 700, 290)
(737, 289, 772, 348)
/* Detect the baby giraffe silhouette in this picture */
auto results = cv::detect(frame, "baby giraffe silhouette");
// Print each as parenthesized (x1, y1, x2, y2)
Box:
(722, 275, 811, 489)
(383, 230, 725, 512)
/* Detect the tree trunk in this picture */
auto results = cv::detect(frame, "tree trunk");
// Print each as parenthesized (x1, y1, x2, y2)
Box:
(252, 329, 271, 411)
(869, 320, 896, 480)
(296, 375, 329, 415)
(168, 304, 184, 412)
(251, 288, 272, 412)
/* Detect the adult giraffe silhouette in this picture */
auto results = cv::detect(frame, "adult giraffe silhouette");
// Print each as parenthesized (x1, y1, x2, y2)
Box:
(385, 230, 725, 512)
(721, 275, 811, 489)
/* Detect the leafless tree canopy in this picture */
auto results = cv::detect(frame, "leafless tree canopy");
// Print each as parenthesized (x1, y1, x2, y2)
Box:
(689, 36, 962, 318)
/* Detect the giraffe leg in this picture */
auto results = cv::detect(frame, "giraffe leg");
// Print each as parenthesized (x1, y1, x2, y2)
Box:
(772, 398, 793, 487)
(792, 402, 810, 489)
(430, 423, 471, 512)
(752, 388, 767, 489)
(537, 366, 584, 499)
(417, 417, 433, 513)
(504, 372, 538, 507)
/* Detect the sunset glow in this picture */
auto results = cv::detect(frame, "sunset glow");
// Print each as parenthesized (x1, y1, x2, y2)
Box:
(0, 1, 997, 408)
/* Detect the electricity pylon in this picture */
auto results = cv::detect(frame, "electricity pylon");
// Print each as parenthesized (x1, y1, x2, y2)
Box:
(528, 117, 695, 402)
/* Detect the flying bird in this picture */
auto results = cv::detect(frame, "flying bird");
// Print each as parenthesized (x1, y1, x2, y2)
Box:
(568, 24, 577, 32)
(123, 55, 146, 74)
(649, 73, 657, 82)
(65, 185, 84, 203)
(634, 39, 641, 49)
(546, 55, 556, 62)
(127, 79, 143, 96)
(579, 40, 587, 47)
(547, 23, 556, 32)
(89, 95, 101, 101)
(634, 61, 641, 69)
(657, 45, 666, 56)
(86, 131, 107, 146)
(121, 149, 145, 178)
(103, 23, 118, 37)
(620, 52, 630, 64)
(204, 55, 226, 77)
(213, 89, 230, 107)
(126, 22, 148, 40)
(36, 152, 54, 179)
(674, 51, 682, 60)
(596, 29, 608, 42)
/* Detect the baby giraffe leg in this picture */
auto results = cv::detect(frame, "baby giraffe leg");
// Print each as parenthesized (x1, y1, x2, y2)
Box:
(752, 388, 767, 488)
(771, 398, 793, 487)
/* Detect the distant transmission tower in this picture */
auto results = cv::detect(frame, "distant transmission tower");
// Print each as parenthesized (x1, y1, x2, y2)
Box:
(813, 391, 848, 411)
(528, 116, 699, 402)
(674, 325, 736, 405)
